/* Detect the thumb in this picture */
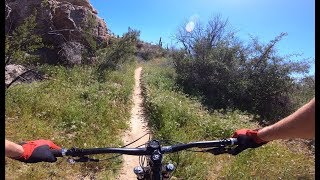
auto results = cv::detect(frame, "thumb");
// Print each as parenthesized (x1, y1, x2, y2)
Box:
(40, 146, 58, 162)
(45, 153, 57, 163)
(40, 147, 57, 162)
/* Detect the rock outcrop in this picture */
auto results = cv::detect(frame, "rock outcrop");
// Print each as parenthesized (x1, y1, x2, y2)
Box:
(136, 42, 166, 61)
(5, 64, 44, 88)
(5, 0, 109, 65)
(5, 64, 27, 86)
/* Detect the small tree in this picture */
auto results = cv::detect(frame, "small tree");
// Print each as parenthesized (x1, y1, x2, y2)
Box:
(173, 14, 311, 123)
(289, 75, 315, 110)
(97, 27, 140, 78)
(5, 10, 44, 65)
(82, 13, 98, 55)
(175, 14, 229, 58)
(78, 12, 100, 65)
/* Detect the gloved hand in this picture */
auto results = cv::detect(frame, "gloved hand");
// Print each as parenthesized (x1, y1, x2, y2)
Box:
(229, 129, 268, 155)
(15, 139, 61, 163)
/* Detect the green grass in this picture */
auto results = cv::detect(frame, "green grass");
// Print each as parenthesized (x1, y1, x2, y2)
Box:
(220, 142, 314, 179)
(5, 62, 136, 179)
(141, 58, 315, 179)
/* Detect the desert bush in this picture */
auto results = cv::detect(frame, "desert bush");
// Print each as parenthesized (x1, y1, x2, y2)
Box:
(173, 14, 311, 123)
(97, 28, 140, 72)
(81, 13, 99, 62)
(289, 75, 315, 109)
(136, 42, 167, 61)
(5, 10, 44, 65)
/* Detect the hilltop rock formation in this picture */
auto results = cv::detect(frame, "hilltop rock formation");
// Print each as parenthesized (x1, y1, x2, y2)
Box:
(5, 0, 109, 65)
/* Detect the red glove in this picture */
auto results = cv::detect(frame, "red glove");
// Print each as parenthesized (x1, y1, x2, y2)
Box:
(229, 129, 268, 155)
(16, 139, 61, 163)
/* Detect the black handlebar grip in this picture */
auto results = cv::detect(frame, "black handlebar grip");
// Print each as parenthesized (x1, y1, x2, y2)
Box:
(51, 149, 63, 157)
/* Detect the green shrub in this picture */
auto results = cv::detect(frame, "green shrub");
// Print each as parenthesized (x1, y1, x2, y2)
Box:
(137, 42, 167, 61)
(289, 75, 315, 109)
(5, 10, 44, 65)
(81, 13, 98, 59)
(173, 14, 311, 123)
(97, 28, 140, 72)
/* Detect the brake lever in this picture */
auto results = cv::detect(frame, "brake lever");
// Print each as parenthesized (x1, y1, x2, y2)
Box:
(67, 156, 100, 164)
(205, 146, 234, 155)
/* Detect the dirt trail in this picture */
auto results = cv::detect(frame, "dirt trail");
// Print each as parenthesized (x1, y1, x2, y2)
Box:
(116, 67, 152, 179)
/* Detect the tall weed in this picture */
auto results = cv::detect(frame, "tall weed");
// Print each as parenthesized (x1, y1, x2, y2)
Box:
(5, 62, 136, 179)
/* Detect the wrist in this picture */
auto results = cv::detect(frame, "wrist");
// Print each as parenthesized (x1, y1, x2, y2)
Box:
(257, 126, 273, 142)
(12, 146, 25, 160)
(5, 142, 24, 159)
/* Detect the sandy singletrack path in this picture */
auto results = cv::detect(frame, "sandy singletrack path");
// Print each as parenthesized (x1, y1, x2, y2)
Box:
(116, 67, 152, 179)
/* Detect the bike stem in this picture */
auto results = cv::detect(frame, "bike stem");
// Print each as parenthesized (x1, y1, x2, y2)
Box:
(147, 140, 163, 180)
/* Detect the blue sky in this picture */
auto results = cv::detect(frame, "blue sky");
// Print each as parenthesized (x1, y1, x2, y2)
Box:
(90, 0, 315, 75)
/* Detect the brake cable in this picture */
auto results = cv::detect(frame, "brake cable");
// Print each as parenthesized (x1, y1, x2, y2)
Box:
(67, 132, 152, 163)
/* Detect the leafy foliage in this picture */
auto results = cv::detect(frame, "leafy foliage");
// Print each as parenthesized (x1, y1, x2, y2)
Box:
(173, 15, 311, 123)
(289, 75, 315, 109)
(97, 28, 140, 73)
(81, 13, 98, 58)
(5, 10, 44, 65)
(136, 41, 168, 61)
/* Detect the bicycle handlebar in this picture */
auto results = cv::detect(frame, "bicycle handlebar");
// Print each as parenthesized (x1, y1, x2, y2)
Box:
(162, 138, 237, 153)
(52, 138, 238, 157)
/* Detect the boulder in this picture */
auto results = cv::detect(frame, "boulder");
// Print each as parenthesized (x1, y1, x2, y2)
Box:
(58, 41, 85, 65)
(5, 64, 43, 87)
(5, 0, 109, 65)
(5, 64, 26, 86)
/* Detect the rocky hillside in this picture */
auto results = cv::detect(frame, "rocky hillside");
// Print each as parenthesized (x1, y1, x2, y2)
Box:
(5, 0, 109, 65)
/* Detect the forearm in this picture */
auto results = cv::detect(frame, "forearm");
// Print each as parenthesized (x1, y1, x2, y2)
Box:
(257, 98, 315, 141)
(5, 140, 24, 159)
